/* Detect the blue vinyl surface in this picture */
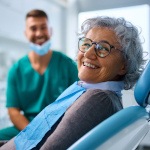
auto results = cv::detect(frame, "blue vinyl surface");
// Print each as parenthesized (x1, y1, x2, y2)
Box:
(134, 61, 150, 107)
(68, 106, 148, 150)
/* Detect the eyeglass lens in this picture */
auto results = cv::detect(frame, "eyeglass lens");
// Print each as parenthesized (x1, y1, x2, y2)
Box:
(79, 37, 111, 58)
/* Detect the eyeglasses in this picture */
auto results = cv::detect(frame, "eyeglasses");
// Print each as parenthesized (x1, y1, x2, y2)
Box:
(78, 37, 120, 58)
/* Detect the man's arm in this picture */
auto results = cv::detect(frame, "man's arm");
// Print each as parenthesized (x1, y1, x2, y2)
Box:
(8, 108, 29, 131)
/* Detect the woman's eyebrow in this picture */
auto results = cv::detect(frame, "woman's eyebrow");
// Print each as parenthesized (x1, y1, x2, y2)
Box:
(97, 40, 110, 44)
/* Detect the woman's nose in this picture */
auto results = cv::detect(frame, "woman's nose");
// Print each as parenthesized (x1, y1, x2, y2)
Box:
(84, 45, 97, 59)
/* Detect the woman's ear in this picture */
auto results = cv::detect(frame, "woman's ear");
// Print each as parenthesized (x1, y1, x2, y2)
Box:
(118, 64, 127, 75)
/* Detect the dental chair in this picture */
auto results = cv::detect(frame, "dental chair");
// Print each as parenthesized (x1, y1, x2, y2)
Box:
(68, 61, 150, 150)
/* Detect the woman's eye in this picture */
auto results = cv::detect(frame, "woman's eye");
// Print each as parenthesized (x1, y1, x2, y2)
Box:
(83, 43, 91, 47)
(103, 47, 109, 51)
(97, 45, 109, 52)
(81, 43, 91, 50)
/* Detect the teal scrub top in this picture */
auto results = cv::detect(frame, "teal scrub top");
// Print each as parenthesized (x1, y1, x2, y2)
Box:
(6, 51, 79, 121)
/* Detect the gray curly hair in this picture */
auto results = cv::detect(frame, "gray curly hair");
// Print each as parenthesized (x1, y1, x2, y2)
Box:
(79, 16, 145, 90)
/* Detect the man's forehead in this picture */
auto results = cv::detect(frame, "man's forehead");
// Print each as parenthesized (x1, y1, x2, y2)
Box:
(26, 17, 48, 26)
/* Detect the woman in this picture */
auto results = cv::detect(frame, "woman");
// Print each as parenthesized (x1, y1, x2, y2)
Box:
(0, 16, 145, 150)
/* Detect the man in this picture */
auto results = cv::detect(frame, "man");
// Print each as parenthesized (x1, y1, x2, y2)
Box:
(0, 9, 78, 140)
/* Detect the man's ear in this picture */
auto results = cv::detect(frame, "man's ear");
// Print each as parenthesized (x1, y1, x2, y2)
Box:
(118, 64, 127, 75)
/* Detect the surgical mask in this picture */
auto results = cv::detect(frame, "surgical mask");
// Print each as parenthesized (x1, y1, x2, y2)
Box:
(29, 40, 51, 56)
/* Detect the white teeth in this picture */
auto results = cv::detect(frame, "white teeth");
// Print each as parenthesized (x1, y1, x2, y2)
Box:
(83, 62, 97, 69)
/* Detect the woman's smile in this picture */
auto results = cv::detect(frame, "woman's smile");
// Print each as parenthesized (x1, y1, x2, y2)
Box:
(83, 62, 99, 69)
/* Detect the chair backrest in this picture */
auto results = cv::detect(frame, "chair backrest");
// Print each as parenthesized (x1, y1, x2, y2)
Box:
(134, 61, 150, 107)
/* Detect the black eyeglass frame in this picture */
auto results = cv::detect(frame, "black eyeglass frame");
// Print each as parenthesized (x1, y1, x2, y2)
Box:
(78, 37, 121, 58)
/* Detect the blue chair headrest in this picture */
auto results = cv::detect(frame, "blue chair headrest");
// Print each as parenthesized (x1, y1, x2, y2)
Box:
(134, 61, 150, 107)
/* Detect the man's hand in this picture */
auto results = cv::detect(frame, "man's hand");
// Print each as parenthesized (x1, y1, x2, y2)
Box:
(8, 108, 29, 131)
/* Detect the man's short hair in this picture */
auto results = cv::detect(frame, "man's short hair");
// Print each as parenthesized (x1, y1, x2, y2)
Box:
(26, 9, 48, 20)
